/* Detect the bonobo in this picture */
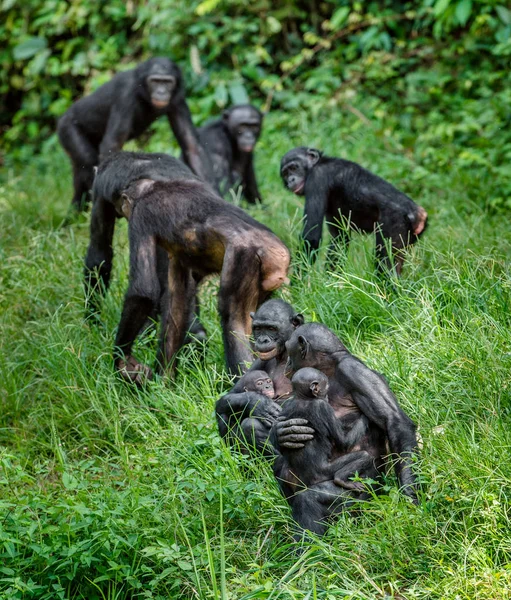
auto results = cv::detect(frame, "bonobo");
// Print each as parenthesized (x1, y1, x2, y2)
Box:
(57, 57, 215, 212)
(84, 151, 206, 342)
(278, 368, 378, 499)
(108, 165, 290, 383)
(272, 322, 419, 536)
(280, 147, 428, 274)
(241, 370, 275, 398)
(197, 105, 263, 203)
(215, 299, 304, 455)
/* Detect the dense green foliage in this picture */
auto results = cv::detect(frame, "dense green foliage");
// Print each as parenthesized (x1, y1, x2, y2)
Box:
(1, 95, 511, 597)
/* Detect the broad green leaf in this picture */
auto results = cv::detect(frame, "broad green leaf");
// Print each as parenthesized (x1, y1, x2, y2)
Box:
(229, 81, 249, 105)
(455, 0, 472, 26)
(496, 5, 511, 26)
(214, 82, 228, 107)
(434, 0, 451, 17)
(13, 37, 47, 60)
(177, 560, 193, 570)
(330, 6, 350, 30)
(196, 0, 222, 16)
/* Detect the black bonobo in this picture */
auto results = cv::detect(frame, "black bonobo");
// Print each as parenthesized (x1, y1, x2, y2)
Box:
(280, 147, 428, 274)
(197, 104, 263, 202)
(84, 151, 206, 341)
(272, 322, 419, 537)
(100, 159, 290, 383)
(57, 57, 215, 212)
(215, 299, 304, 455)
(278, 368, 378, 496)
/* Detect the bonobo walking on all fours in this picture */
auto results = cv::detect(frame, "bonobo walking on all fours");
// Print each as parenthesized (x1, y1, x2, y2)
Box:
(58, 57, 215, 212)
(91, 153, 290, 383)
(280, 147, 428, 275)
(272, 322, 419, 537)
(196, 104, 263, 203)
(216, 299, 305, 455)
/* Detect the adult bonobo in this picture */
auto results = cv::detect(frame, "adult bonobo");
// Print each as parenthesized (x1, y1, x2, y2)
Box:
(103, 161, 290, 383)
(280, 147, 428, 275)
(197, 104, 263, 202)
(215, 299, 304, 454)
(272, 322, 419, 536)
(57, 57, 215, 212)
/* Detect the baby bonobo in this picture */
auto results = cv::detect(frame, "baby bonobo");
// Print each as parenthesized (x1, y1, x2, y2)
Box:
(241, 370, 275, 399)
(278, 368, 377, 493)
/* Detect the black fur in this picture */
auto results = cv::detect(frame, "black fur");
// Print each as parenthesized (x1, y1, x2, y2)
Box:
(57, 57, 215, 212)
(280, 147, 428, 275)
(197, 104, 263, 202)
(272, 322, 419, 537)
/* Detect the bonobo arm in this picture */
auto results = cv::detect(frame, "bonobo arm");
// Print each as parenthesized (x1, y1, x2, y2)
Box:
(302, 169, 329, 262)
(215, 392, 281, 438)
(84, 197, 117, 317)
(168, 100, 217, 189)
(242, 156, 262, 203)
(337, 354, 419, 502)
(99, 99, 133, 160)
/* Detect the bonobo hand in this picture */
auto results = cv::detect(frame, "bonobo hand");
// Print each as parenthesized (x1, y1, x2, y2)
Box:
(274, 416, 315, 449)
(249, 397, 282, 425)
(116, 356, 153, 386)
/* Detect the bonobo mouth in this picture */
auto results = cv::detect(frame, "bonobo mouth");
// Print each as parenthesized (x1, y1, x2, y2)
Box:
(257, 347, 279, 361)
(152, 99, 170, 109)
(239, 144, 255, 153)
(290, 181, 304, 195)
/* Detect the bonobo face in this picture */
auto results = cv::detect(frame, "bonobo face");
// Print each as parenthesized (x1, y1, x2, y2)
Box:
(241, 370, 275, 399)
(285, 323, 344, 377)
(145, 61, 180, 109)
(225, 105, 262, 153)
(291, 367, 329, 401)
(280, 147, 321, 195)
(250, 299, 304, 361)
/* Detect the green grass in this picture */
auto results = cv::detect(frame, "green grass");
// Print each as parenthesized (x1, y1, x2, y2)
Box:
(1, 105, 511, 599)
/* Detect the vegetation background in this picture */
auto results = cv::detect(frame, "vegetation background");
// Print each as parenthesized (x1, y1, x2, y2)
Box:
(1, 0, 511, 598)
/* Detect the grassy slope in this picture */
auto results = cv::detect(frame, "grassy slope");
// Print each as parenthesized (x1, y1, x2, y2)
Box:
(0, 105, 510, 599)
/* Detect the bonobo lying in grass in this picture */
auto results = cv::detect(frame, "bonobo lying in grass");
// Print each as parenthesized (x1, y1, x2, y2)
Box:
(280, 147, 428, 275)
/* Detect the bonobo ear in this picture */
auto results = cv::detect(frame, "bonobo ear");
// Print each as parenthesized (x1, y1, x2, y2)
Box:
(297, 335, 309, 359)
(121, 193, 133, 219)
(310, 381, 320, 397)
(306, 148, 321, 166)
(250, 312, 255, 320)
(290, 313, 304, 328)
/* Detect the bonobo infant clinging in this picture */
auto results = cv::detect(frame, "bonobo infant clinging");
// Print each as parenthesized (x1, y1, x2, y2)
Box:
(108, 159, 290, 383)
(215, 300, 304, 456)
(58, 57, 215, 212)
(196, 104, 263, 203)
(280, 147, 428, 274)
(278, 368, 378, 496)
(241, 370, 275, 398)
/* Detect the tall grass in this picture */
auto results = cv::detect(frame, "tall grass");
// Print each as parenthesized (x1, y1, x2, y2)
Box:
(0, 107, 510, 599)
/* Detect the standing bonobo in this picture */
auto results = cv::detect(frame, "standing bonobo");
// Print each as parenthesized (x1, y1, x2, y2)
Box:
(57, 57, 215, 212)
(280, 147, 428, 274)
(272, 322, 419, 536)
(197, 105, 263, 203)
(110, 169, 290, 383)
(215, 299, 304, 454)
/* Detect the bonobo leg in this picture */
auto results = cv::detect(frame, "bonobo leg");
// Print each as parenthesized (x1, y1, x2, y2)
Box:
(156, 257, 195, 375)
(330, 450, 379, 492)
(58, 116, 98, 212)
(114, 232, 159, 385)
(183, 272, 207, 345)
(326, 223, 350, 272)
(218, 247, 261, 375)
(84, 197, 117, 318)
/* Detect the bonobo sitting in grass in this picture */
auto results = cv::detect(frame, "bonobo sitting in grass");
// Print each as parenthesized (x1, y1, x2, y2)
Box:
(280, 147, 428, 275)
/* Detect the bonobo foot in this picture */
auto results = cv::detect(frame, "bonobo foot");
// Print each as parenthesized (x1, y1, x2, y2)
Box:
(116, 356, 153, 385)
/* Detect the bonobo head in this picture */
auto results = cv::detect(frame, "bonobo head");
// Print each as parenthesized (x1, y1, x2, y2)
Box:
(139, 57, 181, 110)
(292, 367, 329, 401)
(285, 323, 346, 376)
(239, 370, 275, 399)
(224, 105, 263, 153)
(250, 299, 304, 361)
(280, 147, 322, 195)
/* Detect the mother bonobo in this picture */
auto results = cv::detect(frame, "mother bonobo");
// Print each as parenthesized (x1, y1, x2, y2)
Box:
(273, 322, 419, 536)
(58, 57, 215, 212)
(216, 299, 304, 454)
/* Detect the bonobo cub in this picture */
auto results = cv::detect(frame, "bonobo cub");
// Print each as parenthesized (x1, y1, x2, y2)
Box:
(58, 57, 214, 212)
(197, 104, 263, 203)
(278, 368, 377, 494)
(241, 370, 275, 399)
(280, 147, 428, 275)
